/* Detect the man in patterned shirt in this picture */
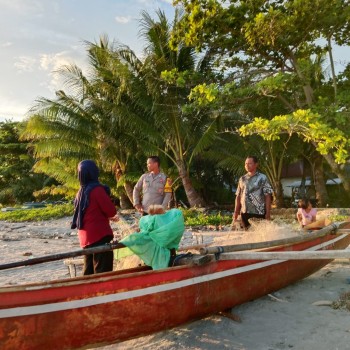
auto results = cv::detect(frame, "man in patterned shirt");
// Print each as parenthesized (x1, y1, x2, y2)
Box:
(233, 156, 273, 229)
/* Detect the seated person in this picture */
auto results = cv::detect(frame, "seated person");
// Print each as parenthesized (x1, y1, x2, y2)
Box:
(297, 198, 317, 228)
(114, 206, 185, 270)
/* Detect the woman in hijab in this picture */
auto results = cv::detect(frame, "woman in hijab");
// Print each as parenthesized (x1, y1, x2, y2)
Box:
(71, 160, 119, 275)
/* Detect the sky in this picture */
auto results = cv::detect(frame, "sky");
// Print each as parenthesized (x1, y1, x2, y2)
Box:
(0, 0, 174, 122)
(0, 0, 349, 123)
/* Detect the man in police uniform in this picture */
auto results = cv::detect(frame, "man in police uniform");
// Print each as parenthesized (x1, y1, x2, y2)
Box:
(133, 156, 172, 215)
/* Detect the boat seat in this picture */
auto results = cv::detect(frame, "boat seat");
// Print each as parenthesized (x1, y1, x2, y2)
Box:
(63, 258, 84, 278)
(63, 257, 143, 277)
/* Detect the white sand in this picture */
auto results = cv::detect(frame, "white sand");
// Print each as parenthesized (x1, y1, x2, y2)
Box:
(1, 217, 350, 350)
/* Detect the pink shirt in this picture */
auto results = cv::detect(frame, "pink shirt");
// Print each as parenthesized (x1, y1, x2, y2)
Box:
(297, 208, 317, 226)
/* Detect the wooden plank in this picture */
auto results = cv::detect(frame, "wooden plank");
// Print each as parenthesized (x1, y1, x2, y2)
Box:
(199, 222, 346, 255)
(218, 249, 350, 261)
(191, 231, 245, 237)
(63, 258, 84, 266)
(178, 244, 208, 251)
(175, 254, 212, 266)
(0, 242, 125, 270)
(63, 258, 84, 278)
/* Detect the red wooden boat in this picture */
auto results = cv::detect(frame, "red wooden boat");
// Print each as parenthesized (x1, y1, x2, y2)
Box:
(0, 224, 349, 350)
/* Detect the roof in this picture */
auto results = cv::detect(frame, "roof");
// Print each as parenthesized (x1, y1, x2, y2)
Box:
(287, 178, 342, 187)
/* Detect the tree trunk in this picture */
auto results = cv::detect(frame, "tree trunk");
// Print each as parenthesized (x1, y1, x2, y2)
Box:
(327, 36, 337, 99)
(272, 179, 284, 208)
(263, 144, 285, 208)
(114, 162, 134, 209)
(311, 153, 329, 207)
(177, 159, 206, 207)
(321, 151, 350, 197)
(119, 191, 133, 209)
(123, 182, 134, 205)
(299, 157, 309, 199)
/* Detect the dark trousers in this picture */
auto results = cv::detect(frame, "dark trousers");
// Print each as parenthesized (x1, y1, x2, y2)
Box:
(168, 248, 177, 267)
(83, 235, 114, 275)
(241, 213, 265, 228)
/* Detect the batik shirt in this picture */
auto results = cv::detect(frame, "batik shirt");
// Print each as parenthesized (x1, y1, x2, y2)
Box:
(236, 172, 273, 215)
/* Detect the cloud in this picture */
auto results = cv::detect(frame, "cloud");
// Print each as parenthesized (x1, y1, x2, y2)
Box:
(115, 16, 131, 24)
(14, 56, 37, 73)
(38, 51, 88, 93)
(39, 52, 71, 71)
(39, 52, 75, 91)
(2, 42, 13, 47)
(0, 94, 28, 120)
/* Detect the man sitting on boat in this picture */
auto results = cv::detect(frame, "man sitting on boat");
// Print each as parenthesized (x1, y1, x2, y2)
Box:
(114, 205, 185, 270)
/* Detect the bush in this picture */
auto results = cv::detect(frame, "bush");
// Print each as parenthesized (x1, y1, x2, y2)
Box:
(0, 203, 74, 222)
(181, 208, 232, 226)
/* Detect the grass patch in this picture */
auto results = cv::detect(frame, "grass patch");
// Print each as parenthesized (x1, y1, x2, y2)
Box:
(0, 203, 74, 222)
(0, 204, 233, 226)
(181, 209, 232, 227)
(328, 215, 349, 222)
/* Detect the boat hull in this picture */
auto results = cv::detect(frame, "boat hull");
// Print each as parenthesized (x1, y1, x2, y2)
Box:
(0, 232, 349, 350)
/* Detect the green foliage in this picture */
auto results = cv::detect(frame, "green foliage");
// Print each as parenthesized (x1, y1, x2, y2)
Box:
(239, 109, 349, 164)
(22, 9, 226, 208)
(12, 3, 350, 208)
(256, 73, 296, 96)
(0, 203, 74, 222)
(0, 121, 52, 205)
(173, 0, 350, 164)
(32, 185, 76, 202)
(171, 0, 220, 49)
(21, 37, 153, 205)
(181, 208, 232, 226)
(189, 83, 218, 105)
(328, 215, 349, 222)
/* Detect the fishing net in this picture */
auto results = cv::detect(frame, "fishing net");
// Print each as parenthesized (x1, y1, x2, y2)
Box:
(114, 254, 144, 270)
(114, 208, 185, 270)
(212, 219, 302, 247)
(111, 215, 138, 240)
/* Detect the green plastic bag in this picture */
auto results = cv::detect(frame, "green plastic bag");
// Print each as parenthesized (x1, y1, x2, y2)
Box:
(114, 208, 185, 270)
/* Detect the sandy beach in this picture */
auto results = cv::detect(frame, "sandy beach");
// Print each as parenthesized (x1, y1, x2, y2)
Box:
(1, 213, 350, 350)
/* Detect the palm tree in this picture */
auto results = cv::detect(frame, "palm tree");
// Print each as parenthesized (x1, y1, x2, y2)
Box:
(22, 67, 99, 191)
(131, 9, 224, 207)
(22, 39, 149, 206)
(84, 37, 159, 206)
(22, 10, 225, 208)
